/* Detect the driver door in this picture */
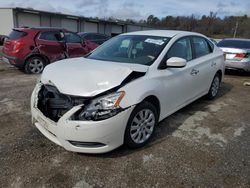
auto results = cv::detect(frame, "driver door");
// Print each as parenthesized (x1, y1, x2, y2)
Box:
(158, 37, 200, 115)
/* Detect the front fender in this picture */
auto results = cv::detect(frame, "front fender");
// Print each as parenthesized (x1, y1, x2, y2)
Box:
(118, 77, 162, 109)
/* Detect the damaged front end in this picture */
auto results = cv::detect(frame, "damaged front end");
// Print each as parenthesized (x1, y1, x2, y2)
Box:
(36, 84, 127, 122)
(37, 84, 90, 122)
(36, 70, 146, 122)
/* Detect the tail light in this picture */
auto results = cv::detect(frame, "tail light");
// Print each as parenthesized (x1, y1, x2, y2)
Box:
(13, 41, 22, 52)
(223, 53, 226, 61)
(234, 53, 248, 60)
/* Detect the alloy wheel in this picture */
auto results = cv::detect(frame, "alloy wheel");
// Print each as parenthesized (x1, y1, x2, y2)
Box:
(29, 58, 44, 74)
(211, 76, 220, 97)
(130, 109, 155, 144)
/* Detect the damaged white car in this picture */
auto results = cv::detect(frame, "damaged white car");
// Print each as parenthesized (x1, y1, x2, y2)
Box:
(31, 30, 225, 153)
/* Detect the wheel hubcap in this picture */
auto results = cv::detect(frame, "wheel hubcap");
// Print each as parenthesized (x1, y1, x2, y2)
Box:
(29, 59, 44, 73)
(130, 109, 155, 144)
(211, 76, 220, 97)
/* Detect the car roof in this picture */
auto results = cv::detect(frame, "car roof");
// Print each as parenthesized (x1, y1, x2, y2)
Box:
(121, 30, 200, 38)
(14, 27, 68, 31)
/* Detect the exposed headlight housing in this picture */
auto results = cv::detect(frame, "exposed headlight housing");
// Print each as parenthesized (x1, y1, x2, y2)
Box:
(73, 91, 125, 121)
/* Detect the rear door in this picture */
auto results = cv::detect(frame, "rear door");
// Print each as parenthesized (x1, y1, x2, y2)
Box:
(64, 32, 89, 58)
(35, 31, 66, 62)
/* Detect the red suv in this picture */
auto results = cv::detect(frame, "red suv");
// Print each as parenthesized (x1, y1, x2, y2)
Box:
(2, 27, 98, 73)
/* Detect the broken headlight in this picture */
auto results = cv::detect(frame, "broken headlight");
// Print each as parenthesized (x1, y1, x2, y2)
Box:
(74, 91, 125, 121)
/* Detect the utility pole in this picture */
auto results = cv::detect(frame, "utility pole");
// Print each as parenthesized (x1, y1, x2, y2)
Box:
(233, 21, 238, 38)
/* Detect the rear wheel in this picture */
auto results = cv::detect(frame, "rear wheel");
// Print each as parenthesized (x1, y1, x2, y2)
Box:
(124, 101, 158, 148)
(24, 56, 46, 74)
(207, 73, 221, 99)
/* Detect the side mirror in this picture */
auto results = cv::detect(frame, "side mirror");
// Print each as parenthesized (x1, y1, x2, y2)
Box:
(82, 39, 86, 47)
(166, 57, 187, 68)
(55, 33, 64, 41)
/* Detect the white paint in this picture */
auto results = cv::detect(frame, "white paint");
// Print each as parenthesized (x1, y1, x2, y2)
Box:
(41, 57, 148, 97)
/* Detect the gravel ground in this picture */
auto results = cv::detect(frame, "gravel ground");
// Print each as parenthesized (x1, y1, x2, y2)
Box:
(0, 61, 250, 188)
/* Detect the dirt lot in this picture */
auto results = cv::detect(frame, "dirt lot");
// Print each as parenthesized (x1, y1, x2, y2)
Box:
(0, 60, 250, 188)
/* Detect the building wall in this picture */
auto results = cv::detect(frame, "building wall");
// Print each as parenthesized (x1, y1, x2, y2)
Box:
(61, 18, 78, 32)
(17, 12, 40, 27)
(51, 16, 61, 27)
(41, 15, 50, 27)
(126, 25, 142, 32)
(84, 22, 98, 32)
(0, 8, 155, 36)
(111, 25, 123, 35)
(98, 23, 105, 34)
(0, 8, 14, 35)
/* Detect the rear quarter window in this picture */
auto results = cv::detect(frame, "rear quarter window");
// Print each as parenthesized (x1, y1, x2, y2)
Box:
(217, 40, 250, 49)
(8, 30, 27, 40)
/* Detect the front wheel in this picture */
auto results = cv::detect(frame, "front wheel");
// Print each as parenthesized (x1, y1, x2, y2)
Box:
(24, 56, 46, 74)
(207, 73, 221, 99)
(124, 101, 158, 148)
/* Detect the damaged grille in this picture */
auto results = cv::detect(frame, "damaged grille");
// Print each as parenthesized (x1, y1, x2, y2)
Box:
(37, 85, 89, 122)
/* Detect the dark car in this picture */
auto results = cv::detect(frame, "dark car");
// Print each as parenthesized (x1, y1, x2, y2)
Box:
(78, 32, 110, 45)
(2, 27, 98, 74)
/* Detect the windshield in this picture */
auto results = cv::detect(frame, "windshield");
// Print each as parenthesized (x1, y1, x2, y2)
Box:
(87, 35, 170, 66)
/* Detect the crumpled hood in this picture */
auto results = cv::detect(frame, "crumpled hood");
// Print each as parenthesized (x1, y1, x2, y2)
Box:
(41, 57, 148, 96)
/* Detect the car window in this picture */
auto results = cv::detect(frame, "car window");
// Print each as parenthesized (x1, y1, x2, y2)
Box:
(8, 30, 27, 40)
(83, 34, 92, 40)
(193, 37, 211, 58)
(64, 32, 82, 43)
(167, 38, 192, 61)
(95, 34, 107, 40)
(87, 35, 170, 66)
(39, 31, 60, 41)
(217, 40, 250, 49)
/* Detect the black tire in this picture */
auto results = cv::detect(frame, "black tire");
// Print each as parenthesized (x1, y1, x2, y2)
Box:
(24, 56, 46, 74)
(124, 101, 158, 148)
(207, 73, 221, 100)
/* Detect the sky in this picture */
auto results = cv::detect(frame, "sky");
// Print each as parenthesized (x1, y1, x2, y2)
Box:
(0, 0, 249, 20)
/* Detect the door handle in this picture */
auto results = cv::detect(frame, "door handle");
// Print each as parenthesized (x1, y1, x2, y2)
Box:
(211, 62, 217, 67)
(190, 69, 199, 76)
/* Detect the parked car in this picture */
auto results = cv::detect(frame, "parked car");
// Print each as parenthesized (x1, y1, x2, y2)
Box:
(218, 38, 250, 72)
(210, 38, 218, 45)
(0, 35, 7, 45)
(2, 27, 98, 74)
(31, 30, 224, 153)
(78, 32, 110, 45)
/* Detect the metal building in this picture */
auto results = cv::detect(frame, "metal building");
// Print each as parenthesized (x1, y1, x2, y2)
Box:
(0, 7, 153, 36)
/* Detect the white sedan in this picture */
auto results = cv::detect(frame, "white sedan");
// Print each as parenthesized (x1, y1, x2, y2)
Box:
(31, 30, 225, 153)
